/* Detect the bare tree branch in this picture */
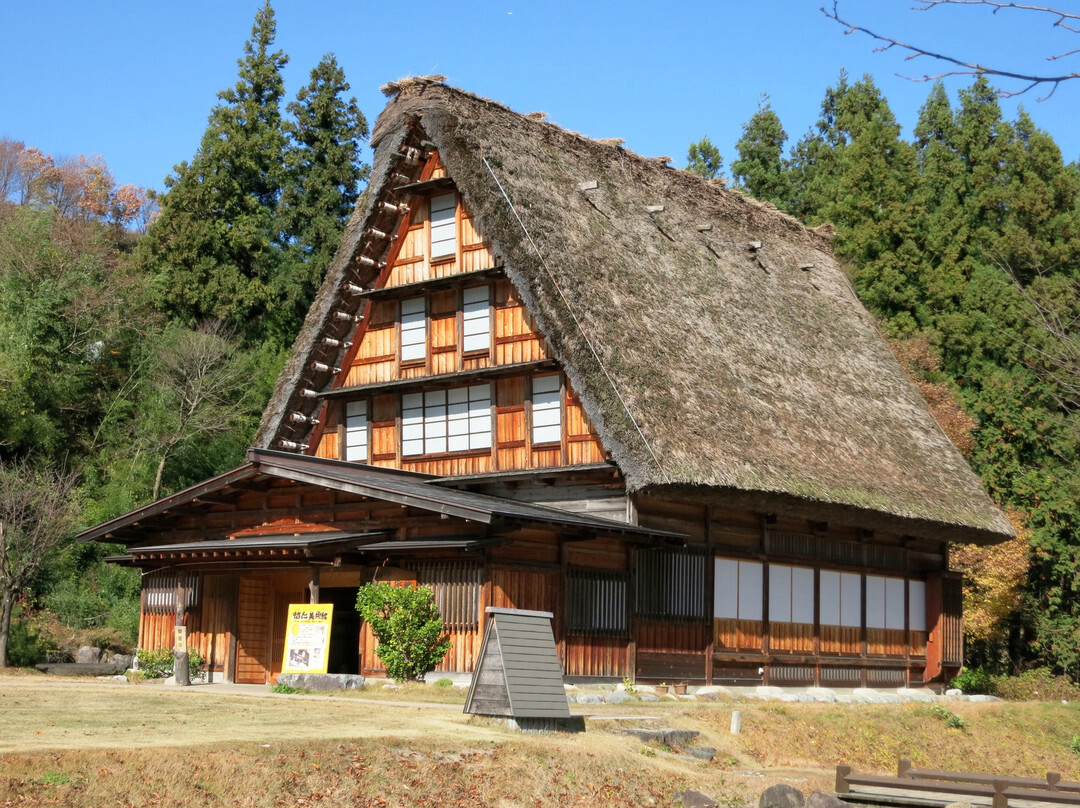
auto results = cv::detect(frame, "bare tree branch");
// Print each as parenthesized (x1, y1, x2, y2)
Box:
(0, 459, 80, 667)
(822, 0, 1080, 100)
(144, 321, 259, 500)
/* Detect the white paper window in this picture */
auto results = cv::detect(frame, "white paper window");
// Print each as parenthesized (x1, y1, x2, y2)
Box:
(344, 400, 368, 462)
(866, 575, 885, 629)
(769, 564, 815, 623)
(531, 375, 562, 444)
(886, 576, 906, 630)
(462, 286, 491, 353)
(430, 193, 456, 258)
(447, 384, 492, 452)
(400, 297, 426, 362)
(402, 392, 425, 456)
(820, 570, 861, 627)
(909, 580, 927, 632)
(423, 390, 447, 454)
(714, 558, 763, 621)
(402, 384, 491, 456)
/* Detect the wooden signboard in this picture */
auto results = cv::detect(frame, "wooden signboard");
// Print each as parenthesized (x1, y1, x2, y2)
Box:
(173, 626, 187, 654)
(281, 604, 334, 675)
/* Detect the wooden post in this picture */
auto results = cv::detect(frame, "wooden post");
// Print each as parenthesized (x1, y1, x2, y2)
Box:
(704, 509, 715, 686)
(308, 567, 321, 605)
(992, 780, 1008, 808)
(835, 766, 851, 794)
(173, 580, 190, 686)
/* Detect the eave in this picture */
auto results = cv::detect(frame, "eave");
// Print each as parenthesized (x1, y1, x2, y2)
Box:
(318, 359, 557, 400)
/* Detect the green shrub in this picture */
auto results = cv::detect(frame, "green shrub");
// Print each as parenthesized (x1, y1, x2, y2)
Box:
(990, 668, 1080, 701)
(355, 582, 451, 682)
(950, 666, 994, 694)
(5, 608, 49, 667)
(45, 562, 141, 648)
(136, 647, 204, 680)
(272, 683, 305, 694)
(927, 703, 968, 730)
(434, 677, 454, 688)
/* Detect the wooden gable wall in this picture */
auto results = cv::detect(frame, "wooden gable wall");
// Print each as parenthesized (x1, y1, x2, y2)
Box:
(305, 152, 608, 477)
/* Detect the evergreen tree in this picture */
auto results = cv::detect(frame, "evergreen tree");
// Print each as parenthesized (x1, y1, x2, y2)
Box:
(138, 1, 289, 344)
(785, 70, 850, 221)
(910, 81, 967, 322)
(730, 95, 790, 207)
(686, 136, 724, 180)
(787, 73, 920, 327)
(277, 53, 370, 337)
(996, 107, 1080, 283)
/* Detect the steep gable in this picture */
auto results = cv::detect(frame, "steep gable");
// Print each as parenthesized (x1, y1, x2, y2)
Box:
(262, 142, 608, 478)
(259, 80, 1012, 544)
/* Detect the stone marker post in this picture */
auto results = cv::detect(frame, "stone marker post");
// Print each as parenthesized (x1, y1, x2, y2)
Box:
(173, 580, 190, 686)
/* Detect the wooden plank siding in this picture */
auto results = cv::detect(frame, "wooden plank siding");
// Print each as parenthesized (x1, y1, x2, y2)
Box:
(303, 150, 607, 478)
(235, 576, 273, 684)
(490, 567, 557, 614)
(714, 619, 765, 654)
(630, 494, 944, 684)
(187, 574, 237, 676)
(138, 610, 175, 655)
(636, 619, 710, 682)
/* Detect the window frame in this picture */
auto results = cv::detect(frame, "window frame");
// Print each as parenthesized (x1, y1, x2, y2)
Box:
(530, 374, 563, 447)
(343, 399, 369, 463)
(399, 296, 427, 365)
(401, 383, 493, 458)
(429, 192, 457, 262)
(461, 285, 492, 355)
(566, 569, 630, 637)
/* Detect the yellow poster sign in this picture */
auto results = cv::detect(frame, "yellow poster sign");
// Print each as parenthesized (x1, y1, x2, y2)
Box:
(281, 604, 334, 675)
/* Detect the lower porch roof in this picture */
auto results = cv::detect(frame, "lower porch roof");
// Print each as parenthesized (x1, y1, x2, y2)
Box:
(82, 448, 687, 555)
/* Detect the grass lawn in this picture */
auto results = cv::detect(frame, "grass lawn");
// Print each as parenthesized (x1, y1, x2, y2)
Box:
(2, 674, 1079, 807)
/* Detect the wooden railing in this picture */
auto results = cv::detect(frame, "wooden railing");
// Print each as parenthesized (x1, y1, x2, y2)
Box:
(835, 759, 1080, 808)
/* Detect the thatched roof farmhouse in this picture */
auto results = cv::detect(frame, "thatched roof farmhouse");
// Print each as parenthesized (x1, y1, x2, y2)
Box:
(87, 80, 1011, 688)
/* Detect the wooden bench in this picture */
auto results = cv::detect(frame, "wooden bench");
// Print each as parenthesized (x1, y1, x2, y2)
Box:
(835, 759, 1080, 808)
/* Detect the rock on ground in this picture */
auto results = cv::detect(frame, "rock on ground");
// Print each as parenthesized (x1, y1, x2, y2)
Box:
(760, 782, 806, 808)
(76, 646, 103, 664)
(675, 789, 719, 808)
(276, 673, 366, 691)
(807, 792, 848, 808)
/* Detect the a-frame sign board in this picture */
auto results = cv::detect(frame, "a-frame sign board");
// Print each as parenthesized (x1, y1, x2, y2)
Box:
(464, 608, 571, 720)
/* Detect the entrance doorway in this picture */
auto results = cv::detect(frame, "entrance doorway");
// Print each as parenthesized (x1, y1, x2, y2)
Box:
(323, 587, 361, 675)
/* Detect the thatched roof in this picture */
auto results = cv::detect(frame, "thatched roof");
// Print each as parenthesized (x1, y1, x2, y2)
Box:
(257, 80, 1012, 544)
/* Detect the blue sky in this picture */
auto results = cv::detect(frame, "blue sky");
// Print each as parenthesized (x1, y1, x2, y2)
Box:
(2, 1, 1077, 194)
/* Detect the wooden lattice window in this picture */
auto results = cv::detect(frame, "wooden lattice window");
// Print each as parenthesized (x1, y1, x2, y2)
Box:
(400, 297, 427, 363)
(142, 571, 199, 614)
(567, 570, 629, 637)
(414, 562, 481, 631)
(634, 547, 707, 621)
(430, 193, 457, 259)
(344, 400, 368, 462)
(462, 286, 491, 353)
(531, 375, 562, 444)
(402, 384, 492, 456)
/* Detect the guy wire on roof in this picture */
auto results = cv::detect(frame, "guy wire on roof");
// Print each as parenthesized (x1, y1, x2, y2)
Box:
(480, 155, 666, 478)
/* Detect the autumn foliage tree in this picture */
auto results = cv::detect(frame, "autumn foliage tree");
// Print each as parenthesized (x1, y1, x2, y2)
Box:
(950, 510, 1030, 667)
(0, 138, 152, 230)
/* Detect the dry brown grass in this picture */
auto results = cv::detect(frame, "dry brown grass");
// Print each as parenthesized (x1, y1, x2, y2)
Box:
(3, 680, 1080, 807)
